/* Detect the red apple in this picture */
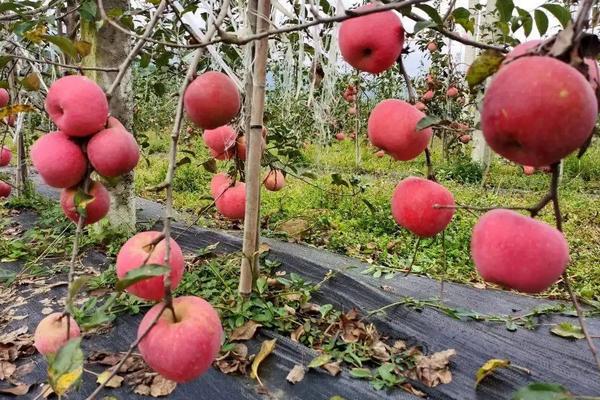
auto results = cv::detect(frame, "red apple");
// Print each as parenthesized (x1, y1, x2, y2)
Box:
(203, 125, 237, 160)
(391, 177, 455, 237)
(375, 150, 385, 158)
(459, 134, 471, 144)
(215, 181, 245, 220)
(446, 87, 459, 97)
(368, 99, 432, 161)
(522, 165, 535, 175)
(427, 42, 438, 52)
(0, 180, 10, 198)
(482, 57, 597, 166)
(335, 132, 346, 141)
(87, 123, 139, 177)
(234, 135, 266, 161)
(0, 146, 11, 167)
(60, 181, 110, 225)
(210, 173, 232, 198)
(0, 88, 8, 107)
(30, 131, 87, 188)
(338, 4, 404, 74)
(415, 102, 427, 111)
(263, 169, 285, 191)
(471, 209, 569, 293)
(421, 90, 434, 102)
(44, 75, 109, 137)
(34, 313, 80, 356)
(184, 71, 240, 129)
(137, 296, 223, 383)
(116, 231, 185, 301)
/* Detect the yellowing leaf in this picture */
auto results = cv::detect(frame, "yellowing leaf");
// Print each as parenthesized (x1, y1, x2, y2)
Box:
(466, 50, 505, 88)
(21, 73, 40, 91)
(75, 40, 92, 57)
(0, 104, 34, 120)
(250, 338, 276, 386)
(229, 320, 261, 341)
(475, 358, 510, 387)
(24, 25, 47, 43)
(52, 366, 83, 395)
(96, 370, 124, 388)
(308, 353, 332, 369)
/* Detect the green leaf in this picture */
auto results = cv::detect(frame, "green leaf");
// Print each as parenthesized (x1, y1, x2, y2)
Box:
(539, 4, 571, 28)
(376, 363, 396, 381)
(202, 158, 217, 173)
(496, 0, 514, 22)
(415, 4, 442, 25)
(466, 50, 505, 88)
(350, 368, 373, 379)
(330, 173, 348, 187)
(139, 52, 151, 68)
(416, 115, 442, 130)
(308, 353, 332, 369)
(176, 156, 191, 168)
(534, 9, 549, 36)
(73, 188, 94, 217)
(67, 276, 91, 311)
(413, 20, 436, 34)
(80, 0, 97, 21)
(45, 35, 78, 58)
(453, 7, 475, 33)
(550, 323, 585, 340)
(516, 7, 533, 37)
(0, 268, 16, 283)
(512, 382, 572, 400)
(47, 338, 84, 396)
(0, 56, 12, 68)
(115, 264, 169, 291)
(153, 82, 166, 96)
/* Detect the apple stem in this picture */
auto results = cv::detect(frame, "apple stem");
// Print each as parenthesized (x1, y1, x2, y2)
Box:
(404, 237, 421, 276)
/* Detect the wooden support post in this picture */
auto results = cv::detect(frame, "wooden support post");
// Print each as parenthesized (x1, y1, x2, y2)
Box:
(239, 0, 271, 295)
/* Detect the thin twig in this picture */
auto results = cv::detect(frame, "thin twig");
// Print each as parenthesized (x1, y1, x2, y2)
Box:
(398, 57, 417, 104)
(0, 53, 119, 72)
(442, 0, 457, 23)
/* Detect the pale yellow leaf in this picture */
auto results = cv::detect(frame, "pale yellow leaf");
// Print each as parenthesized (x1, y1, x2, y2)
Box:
(96, 370, 124, 388)
(250, 339, 276, 386)
(475, 358, 511, 387)
(53, 366, 83, 395)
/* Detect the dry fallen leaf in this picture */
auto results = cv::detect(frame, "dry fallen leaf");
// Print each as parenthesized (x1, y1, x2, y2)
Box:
(97, 370, 124, 388)
(257, 243, 270, 255)
(290, 325, 304, 342)
(214, 343, 250, 375)
(149, 375, 177, 397)
(415, 349, 456, 387)
(41, 307, 54, 315)
(322, 361, 341, 376)
(278, 218, 310, 241)
(0, 383, 31, 396)
(286, 365, 306, 384)
(230, 321, 262, 341)
(250, 339, 277, 386)
(0, 360, 16, 380)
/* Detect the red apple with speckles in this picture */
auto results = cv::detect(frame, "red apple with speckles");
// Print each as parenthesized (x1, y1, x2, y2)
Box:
(427, 42, 438, 52)
(215, 181, 245, 220)
(368, 99, 432, 161)
(471, 209, 569, 293)
(137, 296, 223, 383)
(421, 90, 434, 102)
(459, 134, 471, 144)
(0, 146, 11, 167)
(446, 87, 459, 97)
(184, 71, 240, 129)
(0, 181, 10, 198)
(116, 231, 185, 301)
(34, 313, 80, 356)
(87, 120, 139, 177)
(203, 125, 237, 160)
(210, 173, 232, 198)
(391, 177, 455, 237)
(338, 4, 404, 74)
(60, 181, 110, 225)
(482, 57, 597, 167)
(0, 88, 8, 107)
(335, 132, 346, 141)
(234, 135, 266, 161)
(30, 132, 87, 188)
(45, 75, 109, 137)
(263, 169, 285, 191)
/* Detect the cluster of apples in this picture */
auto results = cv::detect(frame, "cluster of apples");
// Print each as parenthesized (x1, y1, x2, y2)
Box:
(0, 89, 13, 198)
(342, 83, 358, 116)
(28, 75, 139, 225)
(449, 121, 472, 144)
(184, 71, 285, 221)
(338, 7, 598, 294)
(469, 41, 599, 293)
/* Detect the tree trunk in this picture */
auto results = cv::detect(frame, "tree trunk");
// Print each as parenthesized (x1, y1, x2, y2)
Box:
(81, 0, 136, 234)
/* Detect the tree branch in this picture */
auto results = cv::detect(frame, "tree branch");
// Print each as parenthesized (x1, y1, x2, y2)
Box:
(0, 53, 119, 72)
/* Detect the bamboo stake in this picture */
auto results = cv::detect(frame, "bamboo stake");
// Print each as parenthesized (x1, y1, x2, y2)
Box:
(239, 0, 271, 295)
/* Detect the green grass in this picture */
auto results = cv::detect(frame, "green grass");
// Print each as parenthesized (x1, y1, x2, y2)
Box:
(134, 130, 600, 300)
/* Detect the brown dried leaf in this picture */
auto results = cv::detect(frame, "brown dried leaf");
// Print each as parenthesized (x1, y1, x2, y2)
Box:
(290, 325, 304, 342)
(0, 383, 31, 396)
(322, 361, 341, 376)
(371, 341, 391, 362)
(286, 365, 306, 384)
(415, 349, 456, 387)
(0, 361, 16, 380)
(230, 321, 262, 341)
(97, 370, 124, 388)
(14, 361, 35, 378)
(278, 218, 310, 241)
(134, 384, 151, 395)
(149, 375, 177, 397)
